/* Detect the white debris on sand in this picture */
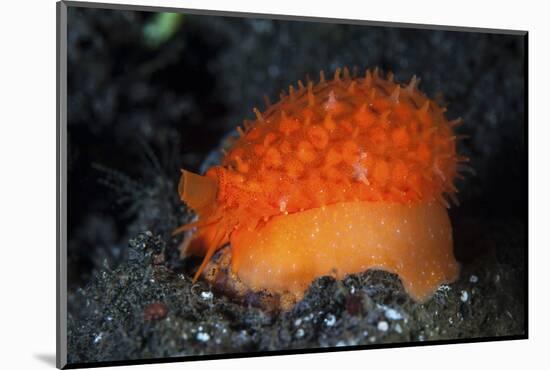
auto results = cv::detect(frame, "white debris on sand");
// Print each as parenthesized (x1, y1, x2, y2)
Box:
(377, 321, 389, 332)
(201, 291, 213, 300)
(384, 307, 403, 321)
(196, 331, 210, 342)
(324, 314, 336, 327)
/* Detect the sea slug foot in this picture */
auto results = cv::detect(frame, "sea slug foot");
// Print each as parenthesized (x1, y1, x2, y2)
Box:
(230, 200, 460, 303)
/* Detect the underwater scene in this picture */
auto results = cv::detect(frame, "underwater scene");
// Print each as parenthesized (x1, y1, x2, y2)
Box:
(66, 5, 526, 365)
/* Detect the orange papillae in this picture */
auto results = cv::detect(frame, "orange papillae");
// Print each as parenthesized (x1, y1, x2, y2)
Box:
(176, 67, 463, 302)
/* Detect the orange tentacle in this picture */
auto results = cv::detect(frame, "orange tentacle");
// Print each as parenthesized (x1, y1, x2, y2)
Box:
(192, 224, 226, 282)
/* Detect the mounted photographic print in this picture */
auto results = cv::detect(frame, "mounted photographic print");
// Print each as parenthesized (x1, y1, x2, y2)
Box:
(57, 1, 528, 368)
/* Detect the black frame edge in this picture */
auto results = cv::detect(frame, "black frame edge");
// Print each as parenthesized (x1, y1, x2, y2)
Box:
(57, 1, 68, 369)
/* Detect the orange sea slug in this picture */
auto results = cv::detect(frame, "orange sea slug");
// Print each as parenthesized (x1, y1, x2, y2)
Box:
(175, 67, 465, 303)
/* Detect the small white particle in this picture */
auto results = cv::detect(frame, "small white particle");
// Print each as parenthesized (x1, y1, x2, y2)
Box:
(196, 332, 210, 342)
(469, 275, 479, 283)
(295, 328, 305, 338)
(437, 284, 451, 292)
(324, 314, 336, 327)
(460, 290, 469, 302)
(201, 291, 213, 300)
(384, 308, 403, 321)
(395, 323, 403, 334)
(377, 321, 389, 332)
(294, 318, 302, 327)
(93, 333, 103, 344)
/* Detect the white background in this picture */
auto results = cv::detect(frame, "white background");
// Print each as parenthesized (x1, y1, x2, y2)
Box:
(0, 0, 545, 368)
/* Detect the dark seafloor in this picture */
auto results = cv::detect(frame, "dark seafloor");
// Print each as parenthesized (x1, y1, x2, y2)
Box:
(66, 6, 526, 365)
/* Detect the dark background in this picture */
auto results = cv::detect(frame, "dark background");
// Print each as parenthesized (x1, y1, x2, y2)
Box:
(67, 6, 526, 291)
